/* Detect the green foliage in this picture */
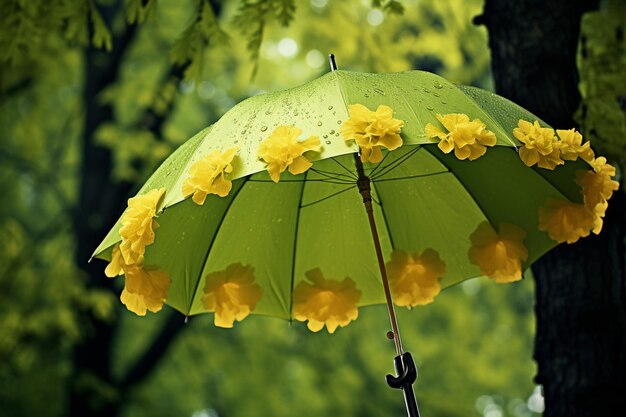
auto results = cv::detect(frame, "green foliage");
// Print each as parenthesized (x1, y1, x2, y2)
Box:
(576, 0, 626, 170)
(233, 0, 296, 77)
(126, 0, 158, 24)
(170, 0, 228, 81)
(372, 0, 405, 15)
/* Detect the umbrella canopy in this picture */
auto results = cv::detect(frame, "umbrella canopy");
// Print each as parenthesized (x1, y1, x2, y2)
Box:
(92, 67, 617, 416)
(93, 69, 610, 321)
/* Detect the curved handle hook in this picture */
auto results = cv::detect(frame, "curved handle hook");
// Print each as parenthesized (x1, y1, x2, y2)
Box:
(386, 352, 417, 389)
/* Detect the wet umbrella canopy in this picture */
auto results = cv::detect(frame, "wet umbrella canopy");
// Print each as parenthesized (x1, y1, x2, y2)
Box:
(92, 57, 618, 416)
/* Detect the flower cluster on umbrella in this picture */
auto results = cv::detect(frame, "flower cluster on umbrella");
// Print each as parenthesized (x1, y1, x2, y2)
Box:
(103, 102, 619, 332)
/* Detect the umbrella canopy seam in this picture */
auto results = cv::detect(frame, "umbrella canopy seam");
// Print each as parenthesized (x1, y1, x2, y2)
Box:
(184, 176, 250, 316)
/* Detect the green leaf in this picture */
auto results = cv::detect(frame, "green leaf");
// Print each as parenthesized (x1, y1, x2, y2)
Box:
(169, 0, 228, 81)
(126, 0, 157, 24)
(89, 3, 112, 51)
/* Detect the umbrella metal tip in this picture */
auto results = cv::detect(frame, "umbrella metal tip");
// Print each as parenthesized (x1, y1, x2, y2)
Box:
(328, 53, 337, 71)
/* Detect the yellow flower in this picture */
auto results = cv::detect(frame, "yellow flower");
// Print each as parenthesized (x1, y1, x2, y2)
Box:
(513, 120, 563, 170)
(104, 244, 125, 277)
(468, 222, 528, 283)
(120, 266, 171, 316)
(556, 128, 594, 162)
(576, 158, 620, 209)
(182, 147, 239, 205)
(340, 104, 404, 163)
(538, 199, 596, 244)
(591, 200, 608, 235)
(425, 113, 496, 161)
(202, 263, 263, 328)
(119, 188, 165, 265)
(257, 126, 320, 183)
(104, 243, 170, 316)
(386, 249, 445, 307)
(293, 268, 361, 334)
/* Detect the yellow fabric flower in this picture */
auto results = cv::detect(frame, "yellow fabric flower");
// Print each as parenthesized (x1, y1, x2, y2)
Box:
(182, 147, 239, 205)
(202, 263, 263, 328)
(104, 243, 170, 316)
(538, 199, 596, 244)
(119, 188, 165, 265)
(120, 266, 171, 316)
(104, 244, 125, 277)
(556, 128, 594, 162)
(591, 200, 608, 235)
(293, 268, 361, 334)
(513, 120, 563, 170)
(468, 222, 528, 283)
(576, 157, 620, 208)
(386, 249, 445, 307)
(257, 126, 320, 183)
(340, 104, 404, 163)
(425, 113, 497, 161)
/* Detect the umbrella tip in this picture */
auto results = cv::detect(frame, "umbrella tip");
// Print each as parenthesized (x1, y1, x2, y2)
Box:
(184, 316, 189, 324)
(88, 256, 93, 264)
(328, 53, 337, 71)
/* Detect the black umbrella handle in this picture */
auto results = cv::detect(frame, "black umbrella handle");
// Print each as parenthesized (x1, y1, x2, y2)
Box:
(386, 352, 421, 417)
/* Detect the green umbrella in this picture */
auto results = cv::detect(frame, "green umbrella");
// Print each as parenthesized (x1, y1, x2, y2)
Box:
(92, 56, 617, 417)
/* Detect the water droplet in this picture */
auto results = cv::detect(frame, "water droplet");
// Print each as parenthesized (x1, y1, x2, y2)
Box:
(317, 121, 323, 126)
(241, 130, 247, 134)
(433, 92, 440, 97)
(265, 110, 271, 115)
(234, 140, 239, 144)
(335, 133, 339, 137)
(374, 87, 385, 95)
(364, 93, 370, 98)
(329, 129, 335, 134)
(325, 140, 332, 144)
(328, 105, 333, 110)
(323, 134, 328, 139)
(433, 81, 443, 89)
(426, 105, 434, 111)
(336, 120, 341, 125)
(441, 100, 447, 105)
(261, 126, 268, 132)
(423, 88, 431, 93)
(294, 111, 299, 116)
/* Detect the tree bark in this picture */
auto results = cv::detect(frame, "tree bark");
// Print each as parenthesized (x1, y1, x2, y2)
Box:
(476, 0, 626, 416)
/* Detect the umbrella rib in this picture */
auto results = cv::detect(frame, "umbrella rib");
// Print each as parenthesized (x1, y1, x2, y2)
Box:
(299, 185, 357, 209)
(330, 156, 357, 178)
(248, 178, 352, 185)
(309, 167, 357, 182)
(368, 149, 394, 177)
(370, 145, 423, 181)
(288, 172, 307, 323)
(184, 177, 250, 316)
(371, 171, 450, 183)
(370, 180, 397, 250)
(422, 146, 498, 228)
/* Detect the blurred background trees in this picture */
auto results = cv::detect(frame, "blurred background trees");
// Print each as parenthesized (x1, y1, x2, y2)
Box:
(0, 1, 623, 416)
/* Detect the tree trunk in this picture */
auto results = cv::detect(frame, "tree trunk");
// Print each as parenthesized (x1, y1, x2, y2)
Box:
(476, 0, 626, 416)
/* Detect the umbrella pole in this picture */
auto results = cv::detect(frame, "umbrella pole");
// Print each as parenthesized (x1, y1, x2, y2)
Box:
(353, 153, 421, 417)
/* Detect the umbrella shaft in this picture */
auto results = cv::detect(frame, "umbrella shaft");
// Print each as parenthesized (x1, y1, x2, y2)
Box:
(353, 154, 404, 356)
